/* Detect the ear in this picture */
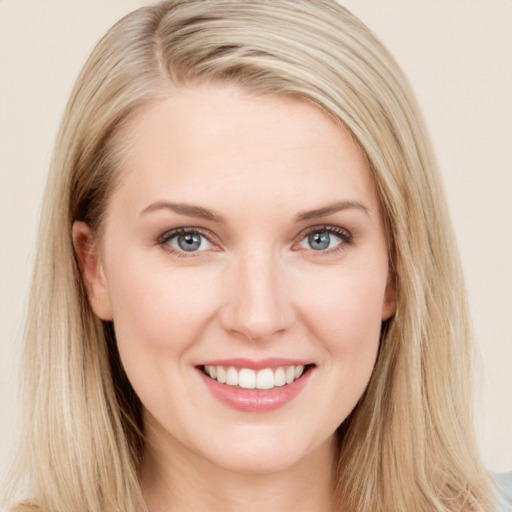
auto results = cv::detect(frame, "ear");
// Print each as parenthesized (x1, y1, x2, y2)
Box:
(381, 268, 397, 321)
(72, 221, 113, 321)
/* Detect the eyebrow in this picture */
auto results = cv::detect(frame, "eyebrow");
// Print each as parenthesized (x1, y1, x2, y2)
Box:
(139, 199, 369, 223)
(139, 201, 226, 223)
(294, 200, 369, 222)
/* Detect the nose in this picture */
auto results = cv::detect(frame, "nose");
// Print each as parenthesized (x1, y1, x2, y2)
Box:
(219, 248, 295, 342)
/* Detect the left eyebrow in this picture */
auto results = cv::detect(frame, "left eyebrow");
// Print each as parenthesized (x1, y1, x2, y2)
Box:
(294, 200, 370, 222)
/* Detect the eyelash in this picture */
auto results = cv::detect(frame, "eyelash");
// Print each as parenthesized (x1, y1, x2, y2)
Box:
(156, 227, 215, 258)
(156, 224, 353, 257)
(300, 225, 353, 252)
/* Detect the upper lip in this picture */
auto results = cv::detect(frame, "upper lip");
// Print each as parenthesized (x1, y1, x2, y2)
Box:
(196, 358, 313, 370)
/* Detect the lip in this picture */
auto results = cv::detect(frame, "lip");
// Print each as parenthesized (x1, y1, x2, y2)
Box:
(196, 361, 314, 412)
(196, 357, 312, 370)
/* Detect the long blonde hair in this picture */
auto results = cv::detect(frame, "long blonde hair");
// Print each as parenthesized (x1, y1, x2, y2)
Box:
(5, 1, 495, 511)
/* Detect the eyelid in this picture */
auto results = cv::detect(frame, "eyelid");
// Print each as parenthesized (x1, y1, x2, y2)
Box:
(293, 224, 353, 252)
(156, 227, 220, 256)
(296, 224, 352, 240)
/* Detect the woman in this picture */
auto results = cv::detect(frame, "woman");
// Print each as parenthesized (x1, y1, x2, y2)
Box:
(3, 1, 509, 511)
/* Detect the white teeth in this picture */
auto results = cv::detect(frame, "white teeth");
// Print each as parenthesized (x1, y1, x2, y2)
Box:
(285, 366, 295, 384)
(239, 368, 256, 389)
(226, 367, 239, 386)
(216, 366, 226, 384)
(206, 365, 216, 379)
(274, 367, 286, 387)
(256, 368, 274, 390)
(203, 364, 309, 389)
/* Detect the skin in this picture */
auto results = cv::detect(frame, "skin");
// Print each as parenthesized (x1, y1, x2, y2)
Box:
(74, 83, 396, 512)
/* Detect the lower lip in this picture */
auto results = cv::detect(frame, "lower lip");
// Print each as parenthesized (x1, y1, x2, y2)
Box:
(197, 367, 312, 412)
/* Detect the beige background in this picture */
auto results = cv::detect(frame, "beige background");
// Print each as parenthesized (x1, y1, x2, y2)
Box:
(1, 0, 511, 483)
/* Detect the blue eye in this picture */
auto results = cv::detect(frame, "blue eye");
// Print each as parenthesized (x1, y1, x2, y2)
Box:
(160, 229, 212, 253)
(298, 227, 350, 251)
(307, 231, 332, 250)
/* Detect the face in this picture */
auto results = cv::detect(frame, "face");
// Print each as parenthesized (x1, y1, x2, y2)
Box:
(75, 83, 395, 476)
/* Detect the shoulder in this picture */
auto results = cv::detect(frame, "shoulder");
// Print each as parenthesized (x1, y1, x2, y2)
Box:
(495, 472, 512, 512)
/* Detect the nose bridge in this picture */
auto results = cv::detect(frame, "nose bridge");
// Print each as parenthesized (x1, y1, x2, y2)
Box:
(221, 245, 293, 341)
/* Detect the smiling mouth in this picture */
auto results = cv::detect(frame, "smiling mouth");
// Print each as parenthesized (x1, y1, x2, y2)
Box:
(200, 364, 315, 390)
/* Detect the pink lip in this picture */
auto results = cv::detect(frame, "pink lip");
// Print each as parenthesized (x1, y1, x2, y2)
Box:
(197, 357, 311, 370)
(197, 364, 313, 412)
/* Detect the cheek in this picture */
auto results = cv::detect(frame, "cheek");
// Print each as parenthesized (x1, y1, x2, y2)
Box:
(300, 266, 386, 417)
(106, 257, 222, 356)
(105, 258, 224, 413)
(297, 263, 387, 356)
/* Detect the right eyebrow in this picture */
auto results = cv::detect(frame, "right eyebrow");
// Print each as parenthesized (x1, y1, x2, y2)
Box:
(139, 201, 226, 223)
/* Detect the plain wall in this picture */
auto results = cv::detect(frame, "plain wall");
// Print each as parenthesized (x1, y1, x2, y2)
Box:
(1, 0, 511, 484)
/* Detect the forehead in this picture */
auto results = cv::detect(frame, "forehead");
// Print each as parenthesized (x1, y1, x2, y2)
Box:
(107, 83, 380, 219)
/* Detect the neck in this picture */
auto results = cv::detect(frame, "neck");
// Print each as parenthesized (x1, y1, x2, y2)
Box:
(140, 426, 338, 512)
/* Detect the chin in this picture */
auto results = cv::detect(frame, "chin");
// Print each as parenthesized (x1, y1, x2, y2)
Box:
(207, 447, 308, 475)
(198, 428, 335, 476)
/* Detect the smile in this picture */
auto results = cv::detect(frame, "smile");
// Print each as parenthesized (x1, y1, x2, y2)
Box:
(197, 360, 315, 412)
(202, 364, 307, 390)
